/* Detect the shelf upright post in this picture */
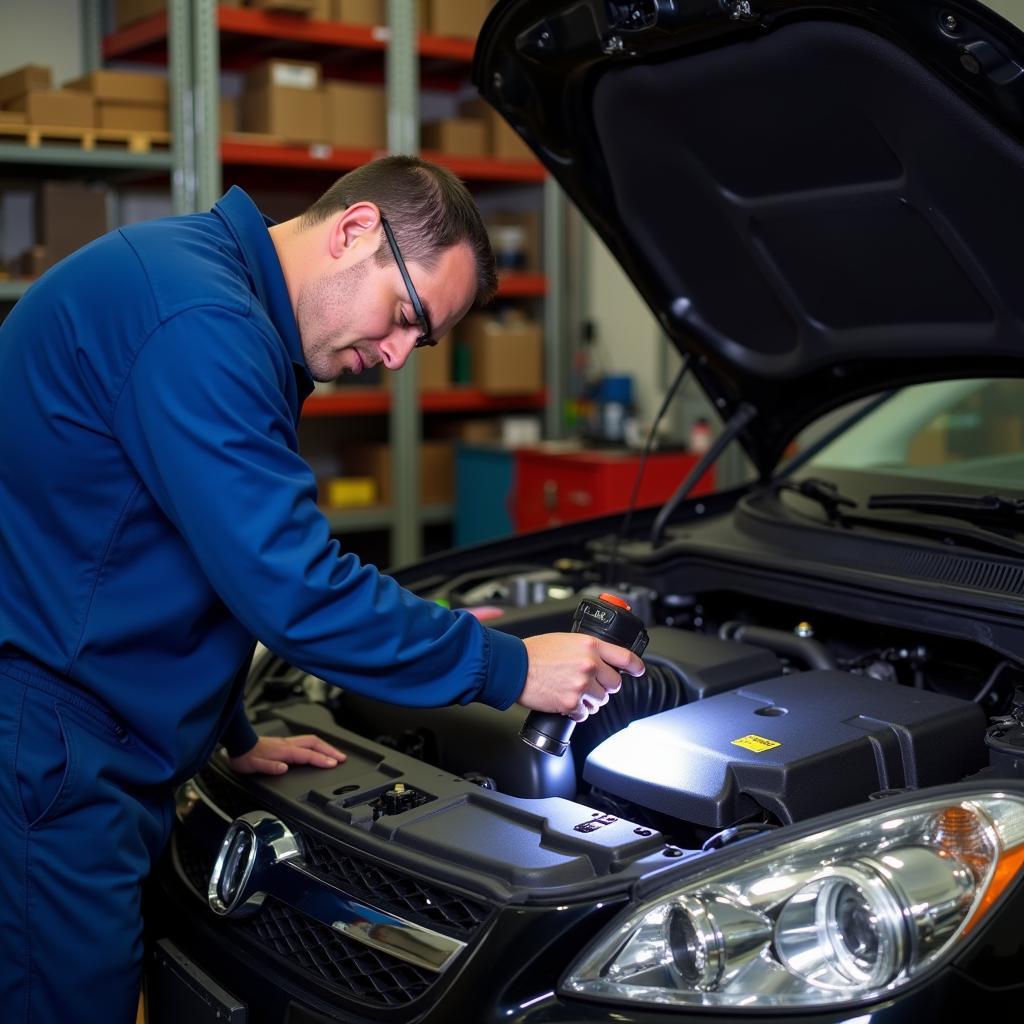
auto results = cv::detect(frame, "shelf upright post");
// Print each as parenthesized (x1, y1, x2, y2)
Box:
(386, 0, 422, 565)
(81, 0, 103, 73)
(168, 0, 196, 214)
(543, 178, 567, 439)
(192, 0, 222, 212)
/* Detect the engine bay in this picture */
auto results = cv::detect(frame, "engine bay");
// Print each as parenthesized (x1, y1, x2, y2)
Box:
(245, 552, 1024, 856)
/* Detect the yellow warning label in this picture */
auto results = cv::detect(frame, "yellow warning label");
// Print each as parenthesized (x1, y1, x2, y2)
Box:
(731, 734, 781, 753)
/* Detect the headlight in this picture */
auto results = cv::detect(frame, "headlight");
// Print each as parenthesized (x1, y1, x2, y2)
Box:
(562, 791, 1024, 1009)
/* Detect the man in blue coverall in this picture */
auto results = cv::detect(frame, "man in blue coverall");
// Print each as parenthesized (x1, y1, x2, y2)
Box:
(0, 155, 644, 1022)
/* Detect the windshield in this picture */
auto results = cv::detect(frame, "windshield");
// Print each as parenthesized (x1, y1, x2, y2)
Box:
(798, 378, 1024, 494)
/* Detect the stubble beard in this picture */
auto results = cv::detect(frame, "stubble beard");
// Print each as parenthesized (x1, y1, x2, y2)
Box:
(297, 259, 370, 382)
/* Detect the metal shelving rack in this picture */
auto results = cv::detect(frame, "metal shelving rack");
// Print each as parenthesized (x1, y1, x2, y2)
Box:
(12, 0, 567, 564)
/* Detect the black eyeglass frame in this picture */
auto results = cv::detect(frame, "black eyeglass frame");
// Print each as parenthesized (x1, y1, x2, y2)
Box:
(381, 218, 436, 349)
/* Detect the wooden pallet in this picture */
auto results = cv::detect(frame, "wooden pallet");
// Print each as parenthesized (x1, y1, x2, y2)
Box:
(0, 122, 171, 153)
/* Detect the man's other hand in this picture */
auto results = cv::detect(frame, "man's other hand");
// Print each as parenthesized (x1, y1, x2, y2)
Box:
(227, 734, 347, 775)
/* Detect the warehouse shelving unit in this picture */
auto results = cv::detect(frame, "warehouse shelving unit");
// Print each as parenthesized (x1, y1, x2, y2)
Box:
(19, 0, 567, 565)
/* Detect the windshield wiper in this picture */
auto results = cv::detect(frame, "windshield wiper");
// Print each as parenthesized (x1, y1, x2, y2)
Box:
(867, 493, 1024, 533)
(776, 477, 858, 522)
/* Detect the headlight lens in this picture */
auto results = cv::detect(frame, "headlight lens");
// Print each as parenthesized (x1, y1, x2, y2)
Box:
(562, 792, 1024, 1009)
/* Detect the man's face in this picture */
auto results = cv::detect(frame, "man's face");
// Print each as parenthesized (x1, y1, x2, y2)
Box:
(297, 235, 477, 383)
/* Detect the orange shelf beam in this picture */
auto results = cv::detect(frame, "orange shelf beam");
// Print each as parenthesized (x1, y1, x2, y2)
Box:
(220, 138, 544, 182)
(421, 151, 546, 182)
(217, 7, 388, 48)
(221, 138, 384, 170)
(302, 388, 546, 418)
(104, 8, 475, 65)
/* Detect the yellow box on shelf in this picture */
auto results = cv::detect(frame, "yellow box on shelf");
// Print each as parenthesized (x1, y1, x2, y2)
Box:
(325, 477, 378, 508)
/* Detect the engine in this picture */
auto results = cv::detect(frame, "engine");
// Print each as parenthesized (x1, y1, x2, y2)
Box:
(248, 564, 1024, 848)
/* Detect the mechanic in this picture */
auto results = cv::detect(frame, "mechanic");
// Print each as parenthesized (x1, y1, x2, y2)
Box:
(0, 155, 645, 1023)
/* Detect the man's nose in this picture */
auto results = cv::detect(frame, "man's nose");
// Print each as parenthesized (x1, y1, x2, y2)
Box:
(378, 330, 418, 371)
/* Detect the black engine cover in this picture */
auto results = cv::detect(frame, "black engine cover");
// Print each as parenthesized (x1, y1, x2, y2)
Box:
(584, 671, 988, 827)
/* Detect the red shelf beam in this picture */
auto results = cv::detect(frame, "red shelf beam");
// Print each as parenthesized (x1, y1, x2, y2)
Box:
(104, 7, 475, 67)
(220, 139, 544, 182)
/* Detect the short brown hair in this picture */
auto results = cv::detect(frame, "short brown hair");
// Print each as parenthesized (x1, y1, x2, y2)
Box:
(301, 155, 497, 307)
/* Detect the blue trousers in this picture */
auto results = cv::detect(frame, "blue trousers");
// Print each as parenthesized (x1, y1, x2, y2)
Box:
(0, 662, 174, 1023)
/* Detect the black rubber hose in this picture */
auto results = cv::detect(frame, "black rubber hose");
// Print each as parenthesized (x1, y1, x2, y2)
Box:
(718, 621, 836, 671)
(582, 660, 688, 752)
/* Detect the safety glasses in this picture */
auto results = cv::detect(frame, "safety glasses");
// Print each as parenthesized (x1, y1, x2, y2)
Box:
(381, 218, 435, 349)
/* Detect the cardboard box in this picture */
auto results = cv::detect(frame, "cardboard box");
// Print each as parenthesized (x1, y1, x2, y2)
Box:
(65, 69, 167, 105)
(332, 0, 386, 24)
(429, 0, 491, 38)
(19, 245, 47, 278)
(247, 59, 321, 93)
(36, 182, 108, 270)
(323, 80, 386, 148)
(458, 97, 534, 160)
(458, 310, 543, 394)
(0, 65, 52, 106)
(241, 86, 325, 142)
(249, 0, 318, 12)
(420, 117, 488, 157)
(219, 95, 239, 134)
(96, 103, 169, 132)
(11, 90, 94, 128)
(342, 441, 455, 505)
(115, 0, 241, 23)
(114, 0, 166, 29)
(486, 211, 540, 271)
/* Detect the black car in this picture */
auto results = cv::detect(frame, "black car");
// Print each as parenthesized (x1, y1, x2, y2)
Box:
(145, 1, 1024, 1020)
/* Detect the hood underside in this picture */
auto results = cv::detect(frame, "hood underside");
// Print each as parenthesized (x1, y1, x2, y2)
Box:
(473, 0, 1024, 474)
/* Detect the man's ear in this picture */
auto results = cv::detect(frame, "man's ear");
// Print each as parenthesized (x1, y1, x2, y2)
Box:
(328, 201, 381, 259)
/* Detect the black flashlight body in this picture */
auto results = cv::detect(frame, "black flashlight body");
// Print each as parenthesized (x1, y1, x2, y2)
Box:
(519, 593, 649, 756)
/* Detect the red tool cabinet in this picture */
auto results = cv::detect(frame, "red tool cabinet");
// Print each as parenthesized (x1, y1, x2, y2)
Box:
(512, 447, 715, 532)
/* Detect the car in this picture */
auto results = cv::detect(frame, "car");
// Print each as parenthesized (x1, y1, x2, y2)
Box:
(143, 0, 1024, 1020)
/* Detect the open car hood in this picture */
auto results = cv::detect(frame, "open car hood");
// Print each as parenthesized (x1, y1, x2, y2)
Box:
(473, 0, 1024, 475)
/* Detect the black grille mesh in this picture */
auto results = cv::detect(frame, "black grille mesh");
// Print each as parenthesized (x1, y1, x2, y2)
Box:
(194, 767, 492, 937)
(171, 830, 433, 1007)
(240, 896, 432, 1006)
(300, 831, 489, 936)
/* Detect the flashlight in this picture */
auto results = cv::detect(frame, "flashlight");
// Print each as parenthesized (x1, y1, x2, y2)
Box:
(519, 592, 648, 756)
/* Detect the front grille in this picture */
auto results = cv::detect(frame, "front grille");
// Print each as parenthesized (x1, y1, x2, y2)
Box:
(194, 766, 493, 937)
(170, 830, 433, 1007)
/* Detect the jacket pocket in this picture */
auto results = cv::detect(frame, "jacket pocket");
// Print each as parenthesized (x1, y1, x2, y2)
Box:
(15, 691, 76, 830)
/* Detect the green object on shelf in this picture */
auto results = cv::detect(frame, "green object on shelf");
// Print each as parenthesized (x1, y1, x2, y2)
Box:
(452, 341, 471, 384)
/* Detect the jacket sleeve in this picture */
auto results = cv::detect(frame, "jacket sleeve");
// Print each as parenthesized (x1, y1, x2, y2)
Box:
(111, 305, 527, 710)
(220, 702, 259, 757)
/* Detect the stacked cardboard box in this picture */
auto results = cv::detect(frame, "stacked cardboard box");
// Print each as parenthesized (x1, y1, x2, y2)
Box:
(420, 117, 488, 157)
(34, 181, 109, 273)
(458, 97, 533, 160)
(66, 70, 169, 132)
(342, 441, 455, 505)
(427, 0, 492, 38)
(115, 0, 241, 27)
(456, 310, 543, 394)
(0, 65, 93, 129)
(323, 80, 386, 148)
(241, 59, 325, 143)
(332, 0, 387, 23)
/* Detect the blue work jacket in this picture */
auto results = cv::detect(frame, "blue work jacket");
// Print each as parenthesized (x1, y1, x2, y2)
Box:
(0, 187, 526, 784)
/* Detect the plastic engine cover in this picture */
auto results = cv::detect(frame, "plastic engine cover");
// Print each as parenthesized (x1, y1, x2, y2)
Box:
(584, 670, 988, 827)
